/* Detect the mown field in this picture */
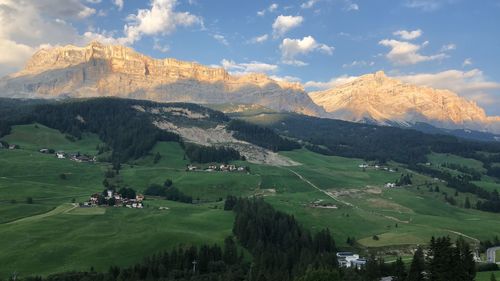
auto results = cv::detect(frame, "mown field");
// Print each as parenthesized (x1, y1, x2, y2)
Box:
(1, 124, 500, 279)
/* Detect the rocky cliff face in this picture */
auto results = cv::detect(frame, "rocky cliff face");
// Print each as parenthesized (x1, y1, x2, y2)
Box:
(0, 41, 324, 117)
(309, 71, 500, 132)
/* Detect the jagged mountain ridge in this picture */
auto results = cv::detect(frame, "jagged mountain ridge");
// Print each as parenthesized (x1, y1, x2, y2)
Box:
(309, 71, 500, 133)
(0, 41, 324, 117)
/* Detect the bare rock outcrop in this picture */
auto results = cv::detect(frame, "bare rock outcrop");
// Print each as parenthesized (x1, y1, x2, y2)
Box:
(309, 71, 500, 132)
(0, 41, 324, 117)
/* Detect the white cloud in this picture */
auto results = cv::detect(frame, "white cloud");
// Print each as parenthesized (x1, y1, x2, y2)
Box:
(86, 0, 102, 4)
(395, 69, 500, 107)
(280, 36, 334, 66)
(301, 0, 319, 9)
(78, 6, 96, 18)
(257, 3, 278, 16)
(342, 60, 375, 68)
(463, 58, 473, 67)
(270, 75, 302, 83)
(404, 0, 455, 11)
(272, 15, 303, 38)
(220, 59, 278, 75)
(346, 3, 359, 11)
(122, 0, 202, 45)
(250, 34, 269, 44)
(0, 0, 95, 75)
(113, 0, 124, 10)
(153, 39, 169, 53)
(305, 75, 359, 90)
(212, 34, 228, 46)
(393, 29, 422, 40)
(379, 39, 447, 65)
(440, 43, 456, 51)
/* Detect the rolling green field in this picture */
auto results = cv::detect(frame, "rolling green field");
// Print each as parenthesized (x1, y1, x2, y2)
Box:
(1, 124, 500, 279)
(476, 271, 500, 281)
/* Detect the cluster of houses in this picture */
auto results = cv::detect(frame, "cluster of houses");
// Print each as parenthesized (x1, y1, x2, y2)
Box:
(187, 164, 247, 173)
(0, 142, 18, 150)
(83, 190, 145, 208)
(337, 252, 367, 269)
(358, 163, 396, 173)
(39, 148, 96, 163)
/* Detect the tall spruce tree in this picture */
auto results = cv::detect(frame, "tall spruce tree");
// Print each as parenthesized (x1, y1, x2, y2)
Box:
(407, 246, 425, 281)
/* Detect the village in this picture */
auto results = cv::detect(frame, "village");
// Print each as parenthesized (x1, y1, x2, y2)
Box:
(186, 163, 249, 173)
(38, 148, 97, 163)
(82, 189, 145, 209)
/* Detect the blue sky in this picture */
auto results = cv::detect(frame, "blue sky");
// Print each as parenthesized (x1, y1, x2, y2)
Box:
(1, 0, 500, 114)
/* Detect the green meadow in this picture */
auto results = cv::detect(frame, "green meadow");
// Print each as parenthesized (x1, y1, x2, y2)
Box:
(1, 124, 500, 278)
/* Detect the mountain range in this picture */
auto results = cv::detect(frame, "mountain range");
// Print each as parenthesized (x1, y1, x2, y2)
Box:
(1, 41, 499, 135)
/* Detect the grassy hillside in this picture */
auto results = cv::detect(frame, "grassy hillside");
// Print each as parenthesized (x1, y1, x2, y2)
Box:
(2, 122, 500, 278)
(0, 125, 234, 278)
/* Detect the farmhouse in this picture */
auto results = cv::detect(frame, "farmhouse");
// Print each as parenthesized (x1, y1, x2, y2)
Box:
(56, 152, 66, 159)
(337, 252, 367, 269)
(70, 154, 95, 163)
(385, 183, 397, 188)
(8, 144, 18, 150)
(358, 163, 368, 168)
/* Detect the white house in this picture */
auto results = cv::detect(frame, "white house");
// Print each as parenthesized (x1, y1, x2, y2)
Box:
(56, 152, 65, 159)
(337, 252, 366, 269)
(385, 183, 397, 188)
(359, 164, 368, 169)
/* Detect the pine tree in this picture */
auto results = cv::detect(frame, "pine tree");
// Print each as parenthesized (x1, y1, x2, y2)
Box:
(491, 273, 497, 281)
(465, 197, 471, 209)
(407, 247, 425, 281)
(392, 257, 406, 281)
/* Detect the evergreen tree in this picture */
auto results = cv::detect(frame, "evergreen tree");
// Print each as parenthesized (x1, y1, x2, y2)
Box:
(407, 247, 425, 281)
(465, 197, 471, 209)
(392, 257, 406, 281)
(491, 273, 497, 281)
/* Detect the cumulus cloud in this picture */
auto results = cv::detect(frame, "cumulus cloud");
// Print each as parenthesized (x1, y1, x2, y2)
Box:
(393, 29, 422, 40)
(396, 69, 500, 97)
(379, 39, 447, 65)
(270, 75, 302, 83)
(304, 75, 359, 90)
(301, 0, 319, 9)
(440, 43, 456, 51)
(463, 58, 473, 67)
(0, 0, 95, 75)
(113, 0, 124, 10)
(346, 3, 359, 11)
(121, 0, 202, 45)
(257, 3, 278, 16)
(153, 39, 169, 53)
(272, 15, 303, 38)
(395, 69, 500, 111)
(212, 34, 228, 46)
(280, 36, 334, 66)
(220, 59, 278, 75)
(250, 34, 269, 44)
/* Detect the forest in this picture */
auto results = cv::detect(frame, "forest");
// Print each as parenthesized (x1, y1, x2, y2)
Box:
(263, 114, 500, 165)
(227, 119, 301, 152)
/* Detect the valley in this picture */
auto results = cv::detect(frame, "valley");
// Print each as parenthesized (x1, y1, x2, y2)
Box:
(1, 117, 500, 279)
